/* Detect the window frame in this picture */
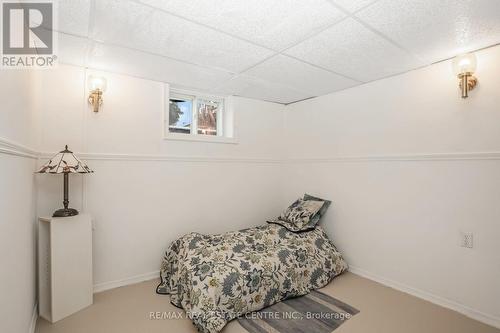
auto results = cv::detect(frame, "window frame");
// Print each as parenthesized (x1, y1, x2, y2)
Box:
(164, 88, 237, 144)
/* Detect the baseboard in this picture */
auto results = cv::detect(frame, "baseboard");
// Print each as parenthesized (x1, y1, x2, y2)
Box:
(93, 270, 160, 293)
(348, 266, 500, 329)
(29, 303, 38, 333)
(35, 267, 500, 329)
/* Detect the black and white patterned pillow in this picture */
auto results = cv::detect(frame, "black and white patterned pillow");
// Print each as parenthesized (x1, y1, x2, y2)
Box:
(268, 198, 325, 232)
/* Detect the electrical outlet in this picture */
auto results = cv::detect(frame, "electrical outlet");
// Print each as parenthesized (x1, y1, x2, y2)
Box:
(461, 232, 473, 249)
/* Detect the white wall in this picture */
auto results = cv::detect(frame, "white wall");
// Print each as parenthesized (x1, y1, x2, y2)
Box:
(283, 45, 500, 326)
(0, 71, 38, 333)
(34, 65, 285, 287)
(27, 44, 500, 328)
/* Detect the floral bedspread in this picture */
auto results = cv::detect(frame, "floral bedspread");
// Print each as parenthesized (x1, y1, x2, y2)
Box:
(156, 223, 348, 333)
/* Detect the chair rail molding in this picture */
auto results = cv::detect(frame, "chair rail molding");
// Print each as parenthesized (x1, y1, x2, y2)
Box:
(0, 137, 38, 159)
(35, 151, 500, 165)
(38, 151, 283, 164)
(286, 151, 500, 163)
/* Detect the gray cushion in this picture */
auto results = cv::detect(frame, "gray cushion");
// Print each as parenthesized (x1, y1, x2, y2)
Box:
(268, 198, 325, 232)
(303, 193, 332, 223)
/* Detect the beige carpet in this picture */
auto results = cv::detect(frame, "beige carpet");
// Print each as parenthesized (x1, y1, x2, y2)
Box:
(36, 272, 499, 333)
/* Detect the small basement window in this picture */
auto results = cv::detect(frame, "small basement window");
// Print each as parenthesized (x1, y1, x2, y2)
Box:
(165, 90, 235, 143)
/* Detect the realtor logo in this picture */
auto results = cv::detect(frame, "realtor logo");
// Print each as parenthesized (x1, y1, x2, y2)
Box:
(1, 1, 57, 68)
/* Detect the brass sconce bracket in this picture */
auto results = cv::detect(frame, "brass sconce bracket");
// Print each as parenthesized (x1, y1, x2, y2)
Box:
(88, 89, 103, 112)
(458, 72, 477, 99)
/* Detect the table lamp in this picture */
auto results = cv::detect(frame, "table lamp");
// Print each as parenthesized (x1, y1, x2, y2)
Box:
(36, 145, 94, 217)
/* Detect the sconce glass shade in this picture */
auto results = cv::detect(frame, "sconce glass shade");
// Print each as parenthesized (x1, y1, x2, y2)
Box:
(36, 145, 93, 174)
(452, 53, 477, 76)
(88, 75, 107, 92)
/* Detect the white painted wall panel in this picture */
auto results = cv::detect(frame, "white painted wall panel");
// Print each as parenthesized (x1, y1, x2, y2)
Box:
(283, 45, 500, 323)
(0, 70, 38, 149)
(0, 72, 38, 333)
(35, 64, 285, 286)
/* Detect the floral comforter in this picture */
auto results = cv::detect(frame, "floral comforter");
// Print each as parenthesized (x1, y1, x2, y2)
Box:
(156, 223, 348, 333)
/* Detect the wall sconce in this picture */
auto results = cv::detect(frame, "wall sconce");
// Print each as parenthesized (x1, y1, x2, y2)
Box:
(452, 53, 477, 98)
(88, 75, 107, 112)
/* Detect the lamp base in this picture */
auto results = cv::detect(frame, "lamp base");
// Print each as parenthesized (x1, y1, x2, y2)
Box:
(53, 208, 79, 217)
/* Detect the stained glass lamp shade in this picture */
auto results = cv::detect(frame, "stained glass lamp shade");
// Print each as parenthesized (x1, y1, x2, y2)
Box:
(36, 145, 93, 217)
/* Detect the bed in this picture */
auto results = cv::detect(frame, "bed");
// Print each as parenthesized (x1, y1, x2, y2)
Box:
(156, 220, 348, 333)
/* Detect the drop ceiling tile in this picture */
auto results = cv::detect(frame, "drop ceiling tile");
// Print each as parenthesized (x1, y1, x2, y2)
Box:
(285, 18, 423, 82)
(216, 75, 311, 104)
(139, 0, 346, 50)
(57, 33, 89, 67)
(356, 0, 500, 63)
(27, 0, 91, 36)
(330, 0, 376, 12)
(92, 0, 273, 73)
(55, 0, 91, 36)
(87, 42, 234, 91)
(244, 54, 360, 95)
